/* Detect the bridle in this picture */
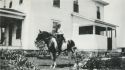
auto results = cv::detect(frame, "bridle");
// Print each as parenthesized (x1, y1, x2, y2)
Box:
(35, 34, 53, 47)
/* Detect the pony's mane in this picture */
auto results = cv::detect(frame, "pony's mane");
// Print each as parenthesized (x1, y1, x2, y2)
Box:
(40, 31, 53, 37)
(36, 31, 53, 42)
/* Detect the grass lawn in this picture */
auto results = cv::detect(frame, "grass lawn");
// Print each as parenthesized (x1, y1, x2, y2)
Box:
(28, 56, 76, 70)
(28, 56, 123, 70)
(0, 49, 123, 70)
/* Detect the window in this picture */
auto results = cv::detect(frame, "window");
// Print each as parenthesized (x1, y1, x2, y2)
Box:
(16, 23, 22, 39)
(0, 28, 6, 45)
(19, 0, 23, 5)
(9, 1, 12, 8)
(53, 0, 60, 8)
(52, 20, 60, 34)
(79, 26, 93, 35)
(73, 0, 79, 13)
(97, 6, 101, 19)
(95, 26, 106, 36)
(107, 27, 112, 38)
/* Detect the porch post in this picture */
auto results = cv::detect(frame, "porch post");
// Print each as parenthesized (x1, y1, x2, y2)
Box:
(0, 17, 1, 41)
(106, 27, 108, 37)
(111, 29, 112, 38)
(5, 25, 9, 46)
(93, 25, 95, 35)
(0, 27, 1, 41)
(115, 29, 117, 38)
(4, 0, 6, 8)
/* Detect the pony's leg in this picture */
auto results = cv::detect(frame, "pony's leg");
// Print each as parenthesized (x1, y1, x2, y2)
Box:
(56, 51, 61, 58)
(50, 52, 54, 68)
(53, 61, 56, 69)
(68, 51, 72, 67)
(52, 52, 57, 69)
(68, 51, 74, 70)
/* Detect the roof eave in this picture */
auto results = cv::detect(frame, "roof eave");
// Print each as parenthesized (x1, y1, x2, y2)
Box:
(93, 0, 109, 6)
(0, 8, 25, 17)
(95, 19, 118, 27)
(0, 8, 26, 19)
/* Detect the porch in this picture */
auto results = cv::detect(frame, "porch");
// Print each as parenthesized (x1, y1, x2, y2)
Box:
(0, 8, 25, 49)
(77, 20, 117, 50)
(72, 13, 117, 50)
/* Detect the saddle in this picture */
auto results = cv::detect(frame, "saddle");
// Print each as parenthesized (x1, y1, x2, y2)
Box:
(54, 34, 65, 52)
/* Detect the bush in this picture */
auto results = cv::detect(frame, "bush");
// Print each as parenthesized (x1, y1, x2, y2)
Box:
(85, 56, 103, 69)
(84, 57, 122, 69)
(121, 57, 125, 69)
(81, 51, 122, 69)
(25, 50, 49, 57)
(107, 56, 121, 69)
(0, 49, 40, 70)
(0, 49, 24, 60)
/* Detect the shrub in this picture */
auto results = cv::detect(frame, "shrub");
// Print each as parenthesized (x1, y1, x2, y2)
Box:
(85, 56, 103, 69)
(106, 56, 121, 69)
(83, 56, 122, 69)
(0, 49, 40, 70)
(25, 50, 49, 57)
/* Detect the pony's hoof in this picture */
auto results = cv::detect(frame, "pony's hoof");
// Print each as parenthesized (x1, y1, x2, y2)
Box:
(50, 65, 53, 68)
(52, 64, 57, 69)
(53, 66, 56, 69)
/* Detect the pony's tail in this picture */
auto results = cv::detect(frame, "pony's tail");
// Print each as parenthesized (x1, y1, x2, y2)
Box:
(68, 40, 75, 47)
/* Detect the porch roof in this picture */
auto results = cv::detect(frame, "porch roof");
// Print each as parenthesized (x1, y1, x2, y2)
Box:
(71, 13, 118, 28)
(93, 0, 109, 6)
(95, 20, 118, 28)
(0, 8, 25, 19)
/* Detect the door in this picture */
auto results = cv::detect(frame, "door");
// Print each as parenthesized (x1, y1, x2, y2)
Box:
(8, 24, 13, 46)
(107, 28, 112, 50)
(107, 38, 112, 50)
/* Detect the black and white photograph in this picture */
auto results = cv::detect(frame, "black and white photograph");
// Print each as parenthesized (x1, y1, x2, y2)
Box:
(0, 0, 125, 70)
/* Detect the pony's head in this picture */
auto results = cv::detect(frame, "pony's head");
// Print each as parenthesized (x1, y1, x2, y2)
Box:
(35, 30, 52, 44)
(71, 46, 77, 52)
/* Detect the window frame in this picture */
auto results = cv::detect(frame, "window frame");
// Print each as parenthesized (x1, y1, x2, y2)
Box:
(9, 1, 13, 8)
(95, 26, 106, 36)
(73, 0, 79, 13)
(53, 0, 60, 8)
(16, 23, 22, 39)
(19, 0, 23, 5)
(79, 26, 93, 35)
(97, 6, 101, 19)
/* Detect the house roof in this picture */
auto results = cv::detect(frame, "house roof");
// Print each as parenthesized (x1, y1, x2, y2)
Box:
(93, 0, 109, 6)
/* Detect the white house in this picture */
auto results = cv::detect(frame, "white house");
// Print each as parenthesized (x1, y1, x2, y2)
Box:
(0, 0, 117, 51)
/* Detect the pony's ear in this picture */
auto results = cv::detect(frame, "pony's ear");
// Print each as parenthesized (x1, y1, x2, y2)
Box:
(39, 30, 42, 33)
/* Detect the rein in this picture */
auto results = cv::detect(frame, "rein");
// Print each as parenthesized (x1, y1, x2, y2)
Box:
(35, 39, 45, 49)
(35, 35, 53, 48)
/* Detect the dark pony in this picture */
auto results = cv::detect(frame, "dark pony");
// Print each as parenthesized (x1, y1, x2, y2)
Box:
(35, 30, 76, 68)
